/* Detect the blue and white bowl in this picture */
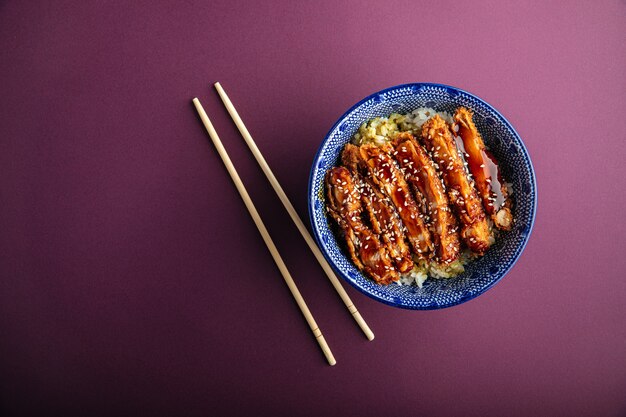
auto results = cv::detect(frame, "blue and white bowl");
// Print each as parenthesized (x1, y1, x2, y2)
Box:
(308, 83, 537, 310)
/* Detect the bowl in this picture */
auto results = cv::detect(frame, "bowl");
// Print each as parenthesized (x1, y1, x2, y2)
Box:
(308, 83, 536, 310)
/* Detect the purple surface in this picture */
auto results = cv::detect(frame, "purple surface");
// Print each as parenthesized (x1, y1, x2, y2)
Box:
(1, 1, 625, 416)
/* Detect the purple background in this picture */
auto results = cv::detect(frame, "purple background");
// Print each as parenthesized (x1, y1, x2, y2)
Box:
(1, 1, 625, 416)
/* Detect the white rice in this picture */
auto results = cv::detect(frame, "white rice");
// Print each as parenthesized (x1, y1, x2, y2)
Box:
(353, 107, 454, 146)
(396, 268, 428, 288)
(397, 251, 471, 287)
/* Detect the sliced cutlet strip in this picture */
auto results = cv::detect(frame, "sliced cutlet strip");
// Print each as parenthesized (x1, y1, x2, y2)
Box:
(393, 132, 461, 264)
(453, 107, 513, 231)
(342, 144, 414, 273)
(325, 166, 398, 284)
(357, 143, 433, 259)
(359, 179, 415, 273)
(420, 115, 492, 254)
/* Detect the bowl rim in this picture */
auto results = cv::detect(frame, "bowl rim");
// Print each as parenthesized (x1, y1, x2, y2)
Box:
(307, 82, 537, 309)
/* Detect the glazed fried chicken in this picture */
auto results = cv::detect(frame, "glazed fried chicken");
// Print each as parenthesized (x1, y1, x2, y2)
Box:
(341, 144, 414, 273)
(420, 115, 492, 254)
(357, 144, 433, 258)
(393, 132, 461, 264)
(324, 106, 517, 286)
(325, 167, 399, 284)
(453, 107, 513, 231)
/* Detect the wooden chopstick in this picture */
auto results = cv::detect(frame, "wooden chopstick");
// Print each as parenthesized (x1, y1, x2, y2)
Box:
(192, 98, 336, 366)
(214, 82, 375, 341)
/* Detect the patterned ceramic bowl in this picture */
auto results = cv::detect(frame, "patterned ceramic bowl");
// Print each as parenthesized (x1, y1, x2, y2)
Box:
(308, 83, 536, 309)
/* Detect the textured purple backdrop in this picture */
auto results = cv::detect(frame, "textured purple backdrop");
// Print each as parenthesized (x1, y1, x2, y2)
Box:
(1, 1, 625, 416)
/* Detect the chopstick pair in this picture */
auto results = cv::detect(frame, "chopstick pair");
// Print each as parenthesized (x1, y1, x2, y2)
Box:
(193, 83, 373, 366)
(213, 83, 374, 340)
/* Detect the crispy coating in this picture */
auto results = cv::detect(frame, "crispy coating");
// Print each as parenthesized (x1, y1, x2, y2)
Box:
(453, 107, 513, 231)
(393, 132, 461, 264)
(420, 115, 492, 254)
(325, 167, 398, 284)
(342, 144, 414, 273)
(357, 144, 433, 258)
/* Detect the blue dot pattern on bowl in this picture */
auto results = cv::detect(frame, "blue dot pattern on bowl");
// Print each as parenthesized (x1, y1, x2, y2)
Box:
(308, 83, 537, 310)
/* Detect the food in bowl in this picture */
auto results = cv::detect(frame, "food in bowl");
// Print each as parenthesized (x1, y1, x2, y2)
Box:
(324, 107, 513, 287)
